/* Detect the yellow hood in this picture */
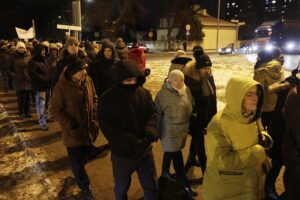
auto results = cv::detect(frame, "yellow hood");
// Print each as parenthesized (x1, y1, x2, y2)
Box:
(223, 77, 263, 123)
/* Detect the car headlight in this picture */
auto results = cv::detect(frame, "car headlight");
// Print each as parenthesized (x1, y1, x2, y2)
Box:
(287, 42, 295, 50)
(225, 48, 232, 52)
(218, 48, 222, 52)
(265, 44, 273, 51)
(252, 45, 258, 51)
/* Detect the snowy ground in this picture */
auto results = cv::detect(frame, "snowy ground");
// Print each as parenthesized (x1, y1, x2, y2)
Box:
(0, 53, 290, 199)
(145, 53, 292, 111)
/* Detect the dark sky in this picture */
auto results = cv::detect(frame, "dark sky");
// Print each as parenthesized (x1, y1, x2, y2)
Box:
(0, 0, 221, 40)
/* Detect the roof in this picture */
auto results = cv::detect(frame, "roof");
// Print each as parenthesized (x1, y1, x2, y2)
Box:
(198, 15, 238, 27)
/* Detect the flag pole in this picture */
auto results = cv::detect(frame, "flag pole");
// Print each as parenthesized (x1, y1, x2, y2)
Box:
(32, 19, 36, 39)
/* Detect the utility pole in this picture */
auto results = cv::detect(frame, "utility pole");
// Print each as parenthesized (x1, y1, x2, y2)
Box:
(72, 0, 81, 40)
(216, 0, 221, 51)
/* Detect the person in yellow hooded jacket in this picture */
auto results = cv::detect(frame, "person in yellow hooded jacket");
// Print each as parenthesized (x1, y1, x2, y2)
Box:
(203, 77, 273, 200)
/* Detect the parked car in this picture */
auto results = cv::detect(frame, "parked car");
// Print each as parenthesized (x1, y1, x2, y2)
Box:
(127, 43, 149, 53)
(218, 42, 252, 55)
(218, 43, 235, 55)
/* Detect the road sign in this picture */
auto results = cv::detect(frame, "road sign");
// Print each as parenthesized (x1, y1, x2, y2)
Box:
(57, 24, 82, 31)
(185, 24, 191, 31)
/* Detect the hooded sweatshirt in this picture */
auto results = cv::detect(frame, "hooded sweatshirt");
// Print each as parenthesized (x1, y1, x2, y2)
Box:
(28, 44, 52, 91)
(203, 77, 272, 200)
(89, 40, 115, 96)
(97, 60, 158, 158)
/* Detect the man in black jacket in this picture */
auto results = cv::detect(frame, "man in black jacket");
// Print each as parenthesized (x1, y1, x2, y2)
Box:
(98, 60, 158, 200)
(28, 44, 52, 131)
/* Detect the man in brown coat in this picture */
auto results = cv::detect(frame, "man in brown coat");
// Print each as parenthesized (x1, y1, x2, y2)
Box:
(50, 59, 99, 199)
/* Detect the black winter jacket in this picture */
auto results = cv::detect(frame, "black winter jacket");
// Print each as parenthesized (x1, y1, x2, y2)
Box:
(98, 60, 158, 158)
(28, 45, 52, 91)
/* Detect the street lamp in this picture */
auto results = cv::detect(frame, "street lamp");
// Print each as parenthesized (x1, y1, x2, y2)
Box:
(216, 0, 221, 51)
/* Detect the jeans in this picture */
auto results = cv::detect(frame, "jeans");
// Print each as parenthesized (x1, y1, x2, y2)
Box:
(35, 90, 51, 126)
(111, 150, 157, 200)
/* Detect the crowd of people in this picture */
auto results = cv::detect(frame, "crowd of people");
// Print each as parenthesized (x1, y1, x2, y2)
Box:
(0, 36, 300, 200)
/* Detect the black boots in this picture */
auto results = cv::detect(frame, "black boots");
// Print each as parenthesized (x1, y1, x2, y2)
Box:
(183, 186, 198, 198)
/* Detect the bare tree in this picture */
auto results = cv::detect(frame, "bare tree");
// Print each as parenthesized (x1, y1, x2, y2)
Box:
(84, 0, 147, 40)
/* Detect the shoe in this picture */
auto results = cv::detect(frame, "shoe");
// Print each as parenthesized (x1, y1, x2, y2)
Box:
(40, 124, 49, 131)
(183, 186, 198, 197)
(82, 189, 96, 200)
(265, 187, 279, 200)
(46, 118, 55, 123)
(161, 172, 177, 182)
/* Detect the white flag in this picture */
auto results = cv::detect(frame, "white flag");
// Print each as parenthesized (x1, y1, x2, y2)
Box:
(15, 27, 35, 39)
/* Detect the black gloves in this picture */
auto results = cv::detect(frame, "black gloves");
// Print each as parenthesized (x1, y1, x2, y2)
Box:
(285, 75, 299, 85)
(258, 133, 273, 149)
(135, 138, 150, 155)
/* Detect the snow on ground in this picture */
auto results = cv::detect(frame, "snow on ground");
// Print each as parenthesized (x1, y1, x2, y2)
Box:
(145, 53, 291, 111)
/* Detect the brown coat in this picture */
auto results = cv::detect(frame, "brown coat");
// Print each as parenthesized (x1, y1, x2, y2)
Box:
(7, 51, 32, 91)
(50, 72, 99, 147)
(282, 86, 300, 200)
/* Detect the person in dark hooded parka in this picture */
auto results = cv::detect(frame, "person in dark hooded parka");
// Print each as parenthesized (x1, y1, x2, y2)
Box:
(262, 68, 299, 199)
(281, 72, 300, 200)
(97, 59, 158, 200)
(89, 39, 115, 96)
(28, 44, 52, 131)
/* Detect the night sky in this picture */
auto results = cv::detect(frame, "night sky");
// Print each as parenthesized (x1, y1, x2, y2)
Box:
(0, 0, 219, 40)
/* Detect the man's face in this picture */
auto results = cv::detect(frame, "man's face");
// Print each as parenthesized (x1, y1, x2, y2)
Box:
(72, 69, 87, 82)
(67, 43, 79, 55)
(122, 77, 137, 85)
(199, 67, 211, 77)
(50, 49, 58, 57)
(104, 48, 113, 59)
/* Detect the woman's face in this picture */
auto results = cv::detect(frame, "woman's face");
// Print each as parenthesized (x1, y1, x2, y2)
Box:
(242, 86, 259, 114)
(170, 76, 184, 89)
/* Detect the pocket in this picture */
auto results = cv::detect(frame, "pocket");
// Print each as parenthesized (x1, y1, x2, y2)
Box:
(216, 170, 258, 199)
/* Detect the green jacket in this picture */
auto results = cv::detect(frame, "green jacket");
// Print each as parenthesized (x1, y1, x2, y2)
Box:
(253, 60, 284, 112)
(203, 77, 271, 200)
